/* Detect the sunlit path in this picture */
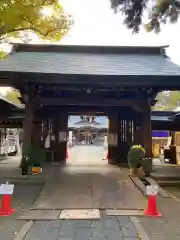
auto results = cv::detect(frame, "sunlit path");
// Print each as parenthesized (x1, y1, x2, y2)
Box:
(67, 145, 108, 167)
(32, 146, 146, 210)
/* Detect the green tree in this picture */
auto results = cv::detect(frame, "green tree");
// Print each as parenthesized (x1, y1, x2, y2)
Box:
(0, 0, 72, 52)
(154, 91, 180, 110)
(110, 0, 180, 33)
(168, 91, 180, 108)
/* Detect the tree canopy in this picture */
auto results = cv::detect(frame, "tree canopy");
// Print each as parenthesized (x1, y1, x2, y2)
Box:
(154, 91, 180, 110)
(0, 0, 72, 43)
(110, 0, 180, 33)
(6, 88, 21, 105)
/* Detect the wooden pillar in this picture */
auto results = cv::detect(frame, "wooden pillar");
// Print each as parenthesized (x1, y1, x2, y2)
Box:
(54, 111, 68, 163)
(142, 100, 152, 157)
(31, 114, 42, 147)
(134, 114, 144, 146)
(170, 131, 175, 145)
(117, 113, 131, 164)
(108, 112, 119, 165)
(22, 99, 34, 154)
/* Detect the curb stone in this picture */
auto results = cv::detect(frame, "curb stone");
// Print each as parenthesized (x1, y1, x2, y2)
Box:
(13, 221, 33, 240)
(130, 216, 150, 240)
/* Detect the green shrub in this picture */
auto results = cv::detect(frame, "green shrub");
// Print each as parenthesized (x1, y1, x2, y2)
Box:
(128, 145, 145, 168)
(21, 145, 46, 167)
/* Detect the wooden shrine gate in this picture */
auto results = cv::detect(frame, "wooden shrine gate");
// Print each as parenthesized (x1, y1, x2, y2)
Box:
(0, 44, 175, 165)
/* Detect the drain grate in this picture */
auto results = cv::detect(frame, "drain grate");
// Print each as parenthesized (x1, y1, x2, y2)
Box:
(140, 178, 151, 186)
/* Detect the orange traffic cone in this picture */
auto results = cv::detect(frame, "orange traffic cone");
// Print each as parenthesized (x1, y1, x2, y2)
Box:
(0, 195, 15, 216)
(144, 195, 161, 217)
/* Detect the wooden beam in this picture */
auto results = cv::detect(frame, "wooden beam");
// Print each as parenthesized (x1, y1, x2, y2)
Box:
(0, 123, 22, 128)
(40, 97, 147, 107)
(152, 121, 180, 131)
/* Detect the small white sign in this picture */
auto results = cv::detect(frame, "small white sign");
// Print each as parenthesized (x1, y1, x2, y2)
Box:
(146, 185, 159, 196)
(59, 132, 67, 142)
(0, 184, 14, 195)
(51, 135, 55, 141)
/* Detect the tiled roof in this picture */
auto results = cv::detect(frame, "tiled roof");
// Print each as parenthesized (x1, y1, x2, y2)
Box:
(1, 44, 180, 76)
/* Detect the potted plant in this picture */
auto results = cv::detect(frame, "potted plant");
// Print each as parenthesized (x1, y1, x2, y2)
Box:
(21, 155, 29, 175)
(21, 144, 45, 175)
(142, 156, 153, 176)
(28, 145, 45, 174)
(20, 145, 32, 175)
(128, 145, 145, 177)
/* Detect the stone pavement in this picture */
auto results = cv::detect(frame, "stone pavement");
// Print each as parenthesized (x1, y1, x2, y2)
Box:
(32, 165, 145, 210)
(23, 214, 141, 240)
(0, 156, 46, 240)
(139, 195, 180, 240)
(0, 179, 45, 240)
(32, 146, 145, 210)
(4, 150, 180, 240)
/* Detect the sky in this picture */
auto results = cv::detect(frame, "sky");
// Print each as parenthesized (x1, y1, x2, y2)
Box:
(59, 0, 180, 64)
(1, 0, 180, 94)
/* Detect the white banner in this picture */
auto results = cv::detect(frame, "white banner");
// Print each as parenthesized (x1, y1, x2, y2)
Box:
(45, 135, 50, 148)
(104, 135, 108, 147)
(69, 131, 73, 144)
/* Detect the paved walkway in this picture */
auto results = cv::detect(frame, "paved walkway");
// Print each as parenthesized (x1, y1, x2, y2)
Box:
(32, 146, 145, 210)
(139, 195, 180, 240)
(23, 214, 140, 240)
(0, 156, 46, 240)
(5, 149, 180, 239)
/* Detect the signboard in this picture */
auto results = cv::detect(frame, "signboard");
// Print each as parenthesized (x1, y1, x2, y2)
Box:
(146, 185, 158, 196)
(108, 133, 117, 146)
(0, 184, 14, 195)
(166, 137, 172, 147)
(51, 135, 55, 141)
(59, 132, 67, 142)
(152, 131, 169, 138)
